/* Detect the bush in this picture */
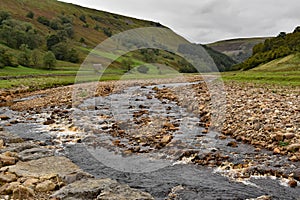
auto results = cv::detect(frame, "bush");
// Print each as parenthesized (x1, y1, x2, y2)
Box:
(79, 14, 86, 23)
(37, 16, 50, 26)
(26, 11, 34, 19)
(102, 27, 112, 37)
(0, 11, 10, 25)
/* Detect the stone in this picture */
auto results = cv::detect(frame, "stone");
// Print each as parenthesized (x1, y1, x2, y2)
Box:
(288, 179, 297, 188)
(4, 156, 86, 179)
(227, 141, 238, 148)
(289, 155, 298, 162)
(23, 178, 39, 188)
(287, 144, 300, 152)
(0, 182, 20, 195)
(284, 133, 295, 140)
(273, 148, 281, 154)
(43, 119, 55, 125)
(0, 142, 37, 154)
(0, 115, 10, 120)
(12, 185, 35, 199)
(0, 126, 3, 131)
(202, 129, 209, 134)
(0, 139, 4, 149)
(293, 169, 300, 181)
(274, 133, 284, 141)
(0, 132, 24, 144)
(18, 148, 54, 161)
(51, 178, 154, 200)
(0, 154, 16, 166)
(36, 180, 56, 192)
(0, 172, 17, 183)
(161, 135, 173, 143)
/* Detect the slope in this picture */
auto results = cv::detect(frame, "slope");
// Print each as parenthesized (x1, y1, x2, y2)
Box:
(207, 37, 268, 63)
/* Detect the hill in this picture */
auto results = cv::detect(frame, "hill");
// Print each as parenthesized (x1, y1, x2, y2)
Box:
(250, 53, 300, 72)
(234, 27, 300, 70)
(0, 0, 236, 81)
(207, 37, 268, 63)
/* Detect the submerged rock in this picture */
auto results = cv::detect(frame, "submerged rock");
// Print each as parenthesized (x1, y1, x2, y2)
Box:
(51, 178, 154, 200)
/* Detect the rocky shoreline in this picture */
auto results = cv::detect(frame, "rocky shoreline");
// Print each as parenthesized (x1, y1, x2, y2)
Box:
(0, 76, 299, 199)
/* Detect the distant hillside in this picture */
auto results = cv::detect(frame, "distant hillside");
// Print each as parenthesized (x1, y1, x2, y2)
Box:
(207, 37, 268, 63)
(0, 0, 235, 73)
(234, 27, 300, 70)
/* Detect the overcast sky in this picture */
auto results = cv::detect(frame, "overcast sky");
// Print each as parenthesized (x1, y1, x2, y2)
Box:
(60, 0, 299, 44)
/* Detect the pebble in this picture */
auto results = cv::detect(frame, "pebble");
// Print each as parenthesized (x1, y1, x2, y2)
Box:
(0, 154, 16, 166)
(0, 172, 17, 183)
(284, 132, 295, 139)
(0, 115, 10, 120)
(287, 144, 300, 152)
(227, 141, 238, 148)
(288, 179, 297, 188)
(273, 148, 281, 154)
(289, 155, 298, 162)
(35, 180, 56, 192)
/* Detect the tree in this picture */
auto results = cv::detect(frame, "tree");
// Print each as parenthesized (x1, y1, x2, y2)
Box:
(47, 34, 60, 50)
(0, 48, 13, 68)
(31, 49, 41, 67)
(17, 44, 31, 67)
(43, 51, 56, 69)
(67, 48, 79, 63)
(293, 26, 300, 33)
(121, 59, 133, 72)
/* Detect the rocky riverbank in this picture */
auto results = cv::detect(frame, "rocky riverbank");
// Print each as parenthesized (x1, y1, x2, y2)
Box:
(0, 76, 299, 199)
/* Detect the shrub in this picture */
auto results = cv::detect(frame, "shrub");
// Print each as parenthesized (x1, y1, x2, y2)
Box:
(102, 27, 112, 37)
(26, 11, 34, 19)
(79, 14, 86, 23)
(37, 16, 50, 26)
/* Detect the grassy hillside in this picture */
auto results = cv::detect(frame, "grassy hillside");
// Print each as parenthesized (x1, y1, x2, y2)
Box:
(222, 53, 300, 86)
(207, 37, 268, 63)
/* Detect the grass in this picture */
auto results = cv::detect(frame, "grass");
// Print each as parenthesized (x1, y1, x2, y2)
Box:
(221, 71, 300, 86)
(222, 54, 300, 86)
